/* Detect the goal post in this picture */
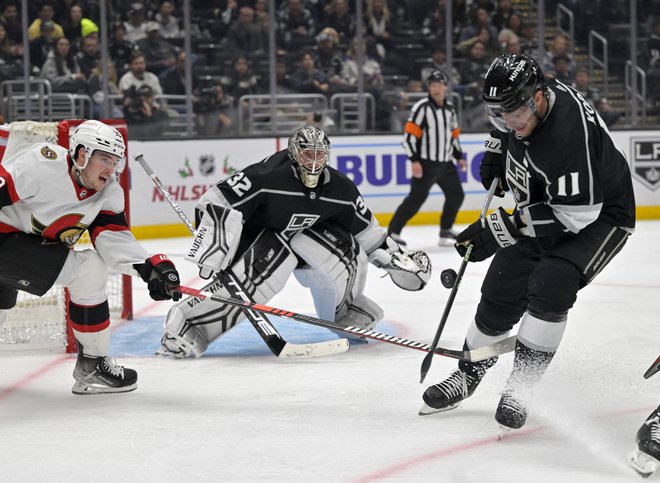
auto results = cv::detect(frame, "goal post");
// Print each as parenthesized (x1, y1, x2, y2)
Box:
(0, 119, 133, 353)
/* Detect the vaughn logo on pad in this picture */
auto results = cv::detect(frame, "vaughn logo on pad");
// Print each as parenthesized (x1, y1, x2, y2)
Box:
(630, 138, 660, 191)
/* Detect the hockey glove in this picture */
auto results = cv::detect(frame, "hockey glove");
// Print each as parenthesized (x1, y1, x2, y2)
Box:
(455, 208, 520, 262)
(369, 236, 431, 291)
(480, 131, 509, 197)
(136, 254, 182, 301)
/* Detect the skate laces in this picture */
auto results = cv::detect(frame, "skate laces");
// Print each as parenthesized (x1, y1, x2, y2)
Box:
(499, 392, 525, 414)
(434, 370, 473, 398)
(102, 357, 125, 378)
(648, 413, 660, 443)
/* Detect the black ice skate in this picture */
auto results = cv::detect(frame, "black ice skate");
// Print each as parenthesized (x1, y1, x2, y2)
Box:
(419, 369, 484, 415)
(628, 406, 660, 478)
(72, 354, 138, 395)
(495, 390, 528, 434)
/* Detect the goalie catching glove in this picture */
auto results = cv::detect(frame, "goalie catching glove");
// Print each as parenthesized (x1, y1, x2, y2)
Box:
(455, 207, 521, 262)
(136, 254, 182, 301)
(368, 236, 431, 291)
(185, 204, 243, 279)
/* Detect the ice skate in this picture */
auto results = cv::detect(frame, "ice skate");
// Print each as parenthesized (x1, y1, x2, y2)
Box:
(72, 354, 137, 395)
(495, 390, 528, 432)
(628, 406, 660, 478)
(419, 369, 484, 415)
(438, 229, 459, 247)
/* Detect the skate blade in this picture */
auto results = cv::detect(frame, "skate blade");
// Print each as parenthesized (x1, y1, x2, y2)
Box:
(497, 425, 513, 440)
(418, 401, 460, 416)
(72, 381, 137, 395)
(627, 448, 659, 478)
(154, 347, 188, 359)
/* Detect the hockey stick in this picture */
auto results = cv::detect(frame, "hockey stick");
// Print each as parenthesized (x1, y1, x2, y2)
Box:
(176, 284, 517, 362)
(419, 177, 501, 383)
(134, 153, 349, 358)
(644, 355, 660, 379)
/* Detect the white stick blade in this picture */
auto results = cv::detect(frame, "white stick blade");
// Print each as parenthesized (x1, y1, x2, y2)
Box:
(278, 339, 350, 359)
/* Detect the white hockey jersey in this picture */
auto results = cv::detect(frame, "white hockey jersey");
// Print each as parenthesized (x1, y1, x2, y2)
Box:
(0, 143, 147, 276)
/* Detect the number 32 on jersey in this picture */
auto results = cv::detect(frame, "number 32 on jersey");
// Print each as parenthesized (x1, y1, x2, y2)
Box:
(226, 172, 252, 197)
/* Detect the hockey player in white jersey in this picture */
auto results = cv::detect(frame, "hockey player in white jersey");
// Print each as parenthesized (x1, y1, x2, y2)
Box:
(158, 126, 431, 358)
(0, 120, 181, 394)
(420, 54, 635, 431)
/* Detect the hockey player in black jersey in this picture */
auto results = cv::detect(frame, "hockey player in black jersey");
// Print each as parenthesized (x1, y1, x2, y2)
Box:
(420, 53, 635, 431)
(158, 126, 432, 358)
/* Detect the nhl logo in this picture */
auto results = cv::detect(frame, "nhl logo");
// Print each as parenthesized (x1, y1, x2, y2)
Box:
(199, 154, 215, 176)
(630, 138, 660, 191)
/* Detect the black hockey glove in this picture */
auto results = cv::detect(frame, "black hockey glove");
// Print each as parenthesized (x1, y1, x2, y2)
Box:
(136, 254, 182, 301)
(455, 208, 520, 262)
(480, 131, 509, 197)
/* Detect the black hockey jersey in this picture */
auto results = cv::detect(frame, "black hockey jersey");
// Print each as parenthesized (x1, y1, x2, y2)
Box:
(200, 149, 386, 255)
(502, 78, 636, 238)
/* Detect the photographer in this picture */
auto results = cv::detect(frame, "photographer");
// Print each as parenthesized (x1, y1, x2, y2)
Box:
(122, 84, 170, 139)
(193, 81, 236, 137)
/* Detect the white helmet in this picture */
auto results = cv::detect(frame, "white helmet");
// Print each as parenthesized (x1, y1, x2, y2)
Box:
(288, 126, 330, 188)
(69, 120, 126, 173)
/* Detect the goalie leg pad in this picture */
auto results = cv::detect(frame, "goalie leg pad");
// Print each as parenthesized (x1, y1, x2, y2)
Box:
(335, 294, 383, 330)
(291, 223, 366, 321)
(161, 230, 297, 357)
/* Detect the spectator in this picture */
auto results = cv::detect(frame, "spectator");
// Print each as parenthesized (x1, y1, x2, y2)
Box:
(571, 65, 620, 126)
(491, 0, 517, 31)
(422, 1, 447, 48)
(519, 21, 538, 54)
(341, 36, 384, 87)
(0, 22, 21, 82)
(543, 34, 574, 74)
(458, 26, 499, 59)
(0, 1, 21, 45)
(62, 3, 84, 48)
(27, 2, 64, 41)
(29, 19, 58, 71)
(124, 3, 148, 44)
(254, 0, 268, 26)
(321, 0, 355, 45)
(277, 0, 315, 50)
(388, 89, 410, 132)
(645, 18, 660, 112)
(459, 40, 490, 86)
(40, 36, 88, 94)
(220, 54, 260, 103)
(459, 8, 498, 44)
(110, 22, 135, 80)
(421, 45, 461, 86)
(313, 27, 347, 90)
(505, 12, 523, 37)
(137, 21, 178, 78)
(224, 6, 267, 54)
(118, 51, 163, 96)
(88, 60, 122, 119)
(290, 50, 330, 95)
(155, 0, 181, 40)
(193, 79, 237, 136)
(162, 50, 191, 95)
(275, 56, 296, 94)
(551, 54, 573, 83)
(365, 0, 393, 62)
(122, 84, 171, 138)
(75, 35, 100, 80)
(406, 78, 423, 93)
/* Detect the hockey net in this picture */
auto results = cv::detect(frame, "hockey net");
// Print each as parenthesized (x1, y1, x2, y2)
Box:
(0, 119, 133, 352)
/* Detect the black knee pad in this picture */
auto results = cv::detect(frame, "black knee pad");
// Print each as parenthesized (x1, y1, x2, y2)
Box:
(528, 257, 581, 315)
(475, 296, 525, 334)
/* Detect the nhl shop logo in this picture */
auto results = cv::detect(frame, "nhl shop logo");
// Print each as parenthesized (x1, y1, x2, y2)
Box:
(630, 138, 660, 191)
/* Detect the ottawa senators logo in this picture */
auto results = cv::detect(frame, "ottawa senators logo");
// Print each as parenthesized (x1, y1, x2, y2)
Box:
(32, 213, 88, 246)
(40, 146, 58, 160)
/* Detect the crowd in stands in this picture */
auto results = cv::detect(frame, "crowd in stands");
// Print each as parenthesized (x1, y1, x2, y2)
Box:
(1, 0, 660, 137)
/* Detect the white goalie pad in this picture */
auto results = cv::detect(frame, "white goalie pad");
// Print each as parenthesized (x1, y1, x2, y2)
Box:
(369, 236, 431, 291)
(161, 230, 298, 358)
(185, 204, 243, 277)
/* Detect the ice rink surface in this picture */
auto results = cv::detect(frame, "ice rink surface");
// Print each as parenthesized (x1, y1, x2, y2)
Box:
(0, 222, 658, 482)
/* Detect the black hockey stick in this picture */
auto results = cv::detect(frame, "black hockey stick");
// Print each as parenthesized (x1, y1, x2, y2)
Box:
(644, 355, 660, 379)
(419, 177, 501, 383)
(177, 284, 517, 362)
(134, 154, 349, 358)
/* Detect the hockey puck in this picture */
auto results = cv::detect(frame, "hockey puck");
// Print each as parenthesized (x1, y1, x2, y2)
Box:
(440, 269, 458, 289)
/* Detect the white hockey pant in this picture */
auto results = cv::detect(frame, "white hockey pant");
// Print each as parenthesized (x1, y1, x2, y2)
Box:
(163, 230, 298, 356)
(291, 225, 382, 329)
(54, 249, 110, 356)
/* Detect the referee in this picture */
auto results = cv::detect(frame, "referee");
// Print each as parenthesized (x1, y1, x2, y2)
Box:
(388, 70, 466, 246)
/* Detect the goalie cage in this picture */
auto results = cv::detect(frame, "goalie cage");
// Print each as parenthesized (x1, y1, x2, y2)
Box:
(0, 119, 133, 353)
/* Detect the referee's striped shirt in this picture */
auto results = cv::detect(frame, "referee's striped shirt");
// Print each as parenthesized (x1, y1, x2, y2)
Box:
(402, 96, 462, 163)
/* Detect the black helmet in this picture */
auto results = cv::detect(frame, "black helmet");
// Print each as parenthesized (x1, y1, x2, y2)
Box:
(427, 69, 448, 85)
(482, 53, 545, 132)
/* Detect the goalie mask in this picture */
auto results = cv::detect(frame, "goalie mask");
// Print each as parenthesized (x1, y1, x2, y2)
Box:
(288, 126, 330, 188)
(482, 53, 546, 134)
(69, 120, 126, 174)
